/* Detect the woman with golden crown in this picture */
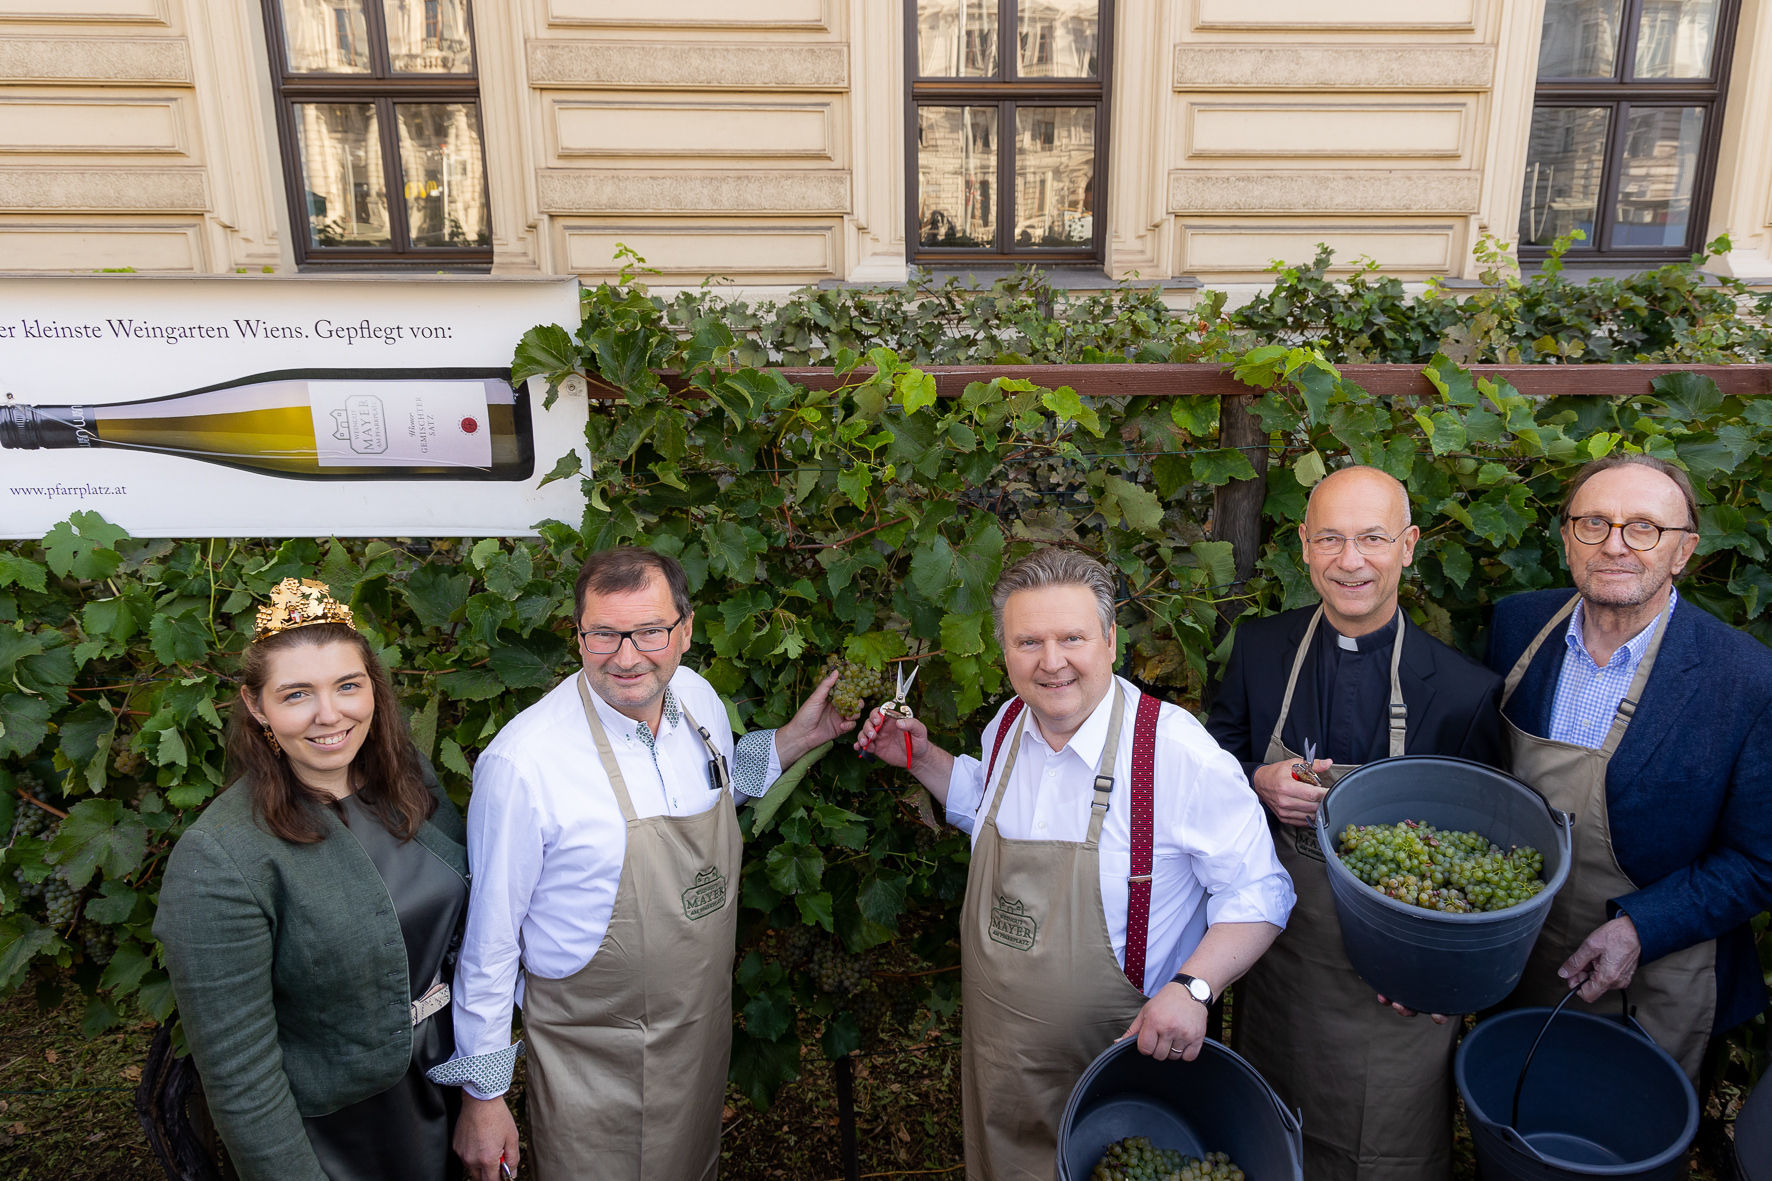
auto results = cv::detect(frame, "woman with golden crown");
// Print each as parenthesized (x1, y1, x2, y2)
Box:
(155, 577, 469, 1180)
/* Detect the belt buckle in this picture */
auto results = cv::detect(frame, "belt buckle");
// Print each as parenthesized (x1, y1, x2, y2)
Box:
(411, 981, 450, 1026)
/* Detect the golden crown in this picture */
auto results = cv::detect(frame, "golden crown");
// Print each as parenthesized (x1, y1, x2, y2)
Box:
(253, 578, 355, 641)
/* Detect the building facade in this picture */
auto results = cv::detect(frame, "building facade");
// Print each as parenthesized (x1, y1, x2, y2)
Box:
(1, 0, 1768, 287)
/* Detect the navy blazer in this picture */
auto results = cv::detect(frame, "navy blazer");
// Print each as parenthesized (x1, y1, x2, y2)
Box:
(1487, 587, 1772, 1035)
(1205, 605, 1506, 779)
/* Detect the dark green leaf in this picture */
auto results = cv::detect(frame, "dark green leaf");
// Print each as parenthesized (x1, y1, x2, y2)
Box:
(0, 553, 47, 592)
(0, 916, 57, 992)
(47, 798, 148, 889)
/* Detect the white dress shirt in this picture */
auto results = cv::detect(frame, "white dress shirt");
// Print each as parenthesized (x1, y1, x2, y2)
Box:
(444, 665, 780, 1098)
(945, 676, 1295, 995)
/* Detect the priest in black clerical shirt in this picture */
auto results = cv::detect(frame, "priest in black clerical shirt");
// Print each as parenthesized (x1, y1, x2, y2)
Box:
(1203, 464, 1504, 1181)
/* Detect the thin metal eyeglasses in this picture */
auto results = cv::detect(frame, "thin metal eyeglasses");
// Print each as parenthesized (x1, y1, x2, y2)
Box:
(577, 613, 686, 654)
(1305, 530, 1407, 557)
(1564, 516, 1695, 552)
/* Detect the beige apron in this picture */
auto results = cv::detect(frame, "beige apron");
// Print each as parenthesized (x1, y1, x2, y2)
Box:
(522, 675, 742, 1181)
(960, 687, 1148, 1181)
(1233, 606, 1462, 1181)
(1499, 593, 1716, 1080)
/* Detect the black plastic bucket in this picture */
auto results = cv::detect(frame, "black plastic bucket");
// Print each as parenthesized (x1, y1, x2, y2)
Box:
(1055, 1036, 1302, 1181)
(1313, 755, 1574, 1014)
(1733, 1069, 1772, 1179)
(1456, 993, 1697, 1180)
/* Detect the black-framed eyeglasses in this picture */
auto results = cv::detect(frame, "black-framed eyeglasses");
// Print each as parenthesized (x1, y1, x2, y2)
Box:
(1305, 530, 1408, 557)
(1564, 516, 1695, 552)
(577, 613, 686, 654)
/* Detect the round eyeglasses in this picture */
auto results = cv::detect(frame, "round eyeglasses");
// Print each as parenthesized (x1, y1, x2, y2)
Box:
(1564, 516, 1695, 552)
(1305, 530, 1407, 557)
(578, 613, 686, 654)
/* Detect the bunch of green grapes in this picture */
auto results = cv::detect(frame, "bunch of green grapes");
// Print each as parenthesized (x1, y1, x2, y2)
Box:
(820, 655, 890, 717)
(849, 986, 889, 1047)
(9, 797, 56, 904)
(887, 980, 925, 1031)
(810, 945, 870, 994)
(779, 924, 817, 968)
(83, 922, 120, 966)
(1337, 820, 1546, 914)
(112, 742, 146, 777)
(42, 869, 80, 927)
(1090, 1137, 1245, 1181)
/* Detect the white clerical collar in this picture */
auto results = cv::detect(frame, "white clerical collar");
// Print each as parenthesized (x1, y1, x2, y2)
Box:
(1326, 610, 1399, 655)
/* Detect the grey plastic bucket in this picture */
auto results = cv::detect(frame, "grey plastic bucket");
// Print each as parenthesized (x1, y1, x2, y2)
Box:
(1456, 994, 1697, 1180)
(1056, 1037, 1302, 1180)
(1312, 755, 1573, 1015)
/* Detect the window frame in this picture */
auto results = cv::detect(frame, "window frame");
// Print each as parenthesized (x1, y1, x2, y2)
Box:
(261, 0, 493, 267)
(1521, 0, 1740, 262)
(903, 0, 1113, 267)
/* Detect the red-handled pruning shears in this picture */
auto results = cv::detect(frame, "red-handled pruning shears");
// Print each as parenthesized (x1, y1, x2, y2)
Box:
(1291, 739, 1322, 786)
(862, 652, 922, 767)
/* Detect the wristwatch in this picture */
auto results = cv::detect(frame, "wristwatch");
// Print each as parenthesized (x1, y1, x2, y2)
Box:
(1172, 972, 1213, 1007)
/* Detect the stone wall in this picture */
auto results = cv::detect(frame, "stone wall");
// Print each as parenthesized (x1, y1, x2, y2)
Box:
(0, 0, 1766, 282)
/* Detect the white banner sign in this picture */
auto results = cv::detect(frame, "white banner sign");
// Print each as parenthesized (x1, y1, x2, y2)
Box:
(0, 276, 589, 538)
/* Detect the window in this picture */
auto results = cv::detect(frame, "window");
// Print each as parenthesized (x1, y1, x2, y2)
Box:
(906, 0, 1110, 265)
(1519, 0, 1738, 260)
(262, 0, 491, 266)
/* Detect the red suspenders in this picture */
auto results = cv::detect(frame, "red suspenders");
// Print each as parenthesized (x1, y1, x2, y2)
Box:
(981, 691, 1164, 992)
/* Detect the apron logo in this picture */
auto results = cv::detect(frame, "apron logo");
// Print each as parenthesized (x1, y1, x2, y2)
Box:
(988, 896, 1038, 951)
(682, 865, 728, 921)
(1292, 825, 1326, 863)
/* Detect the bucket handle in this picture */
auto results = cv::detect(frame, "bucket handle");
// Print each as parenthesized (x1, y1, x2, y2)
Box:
(1510, 982, 1631, 1129)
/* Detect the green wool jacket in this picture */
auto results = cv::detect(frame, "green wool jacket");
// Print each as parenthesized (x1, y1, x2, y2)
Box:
(153, 771, 467, 1181)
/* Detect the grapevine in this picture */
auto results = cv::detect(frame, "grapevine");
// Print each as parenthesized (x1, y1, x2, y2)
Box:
(1335, 821, 1546, 913)
(1090, 1137, 1244, 1181)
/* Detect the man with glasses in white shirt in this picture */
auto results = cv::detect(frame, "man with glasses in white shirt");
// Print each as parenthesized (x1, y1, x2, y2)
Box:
(1204, 464, 1504, 1181)
(1487, 453, 1772, 1088)
(431, 546, 855, 1181)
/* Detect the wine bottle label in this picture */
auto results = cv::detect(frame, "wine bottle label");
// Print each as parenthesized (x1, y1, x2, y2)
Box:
(309, 381, 493, 468)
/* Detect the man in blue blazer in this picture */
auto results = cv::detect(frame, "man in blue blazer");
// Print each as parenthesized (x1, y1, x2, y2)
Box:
(1487, 453, 1772, 1080)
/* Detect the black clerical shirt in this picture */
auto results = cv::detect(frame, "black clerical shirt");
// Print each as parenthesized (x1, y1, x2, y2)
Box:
(1310, 611, 1399, 765)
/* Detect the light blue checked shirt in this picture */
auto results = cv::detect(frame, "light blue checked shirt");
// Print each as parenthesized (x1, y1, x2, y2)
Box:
(1548, 589, 1677, 749)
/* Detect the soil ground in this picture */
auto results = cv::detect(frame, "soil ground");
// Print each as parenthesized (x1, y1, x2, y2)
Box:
(0, 980, 1743, 1179)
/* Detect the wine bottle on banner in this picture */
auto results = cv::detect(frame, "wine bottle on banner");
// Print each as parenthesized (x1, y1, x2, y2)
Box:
(0, 368, 534, 481)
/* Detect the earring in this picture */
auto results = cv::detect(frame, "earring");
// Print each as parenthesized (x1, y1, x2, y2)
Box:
(261, 725, 283, 756)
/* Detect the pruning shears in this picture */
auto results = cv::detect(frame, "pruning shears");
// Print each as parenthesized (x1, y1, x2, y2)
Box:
(1291, 738, 1323, 787)
(863, 651, 922, 767)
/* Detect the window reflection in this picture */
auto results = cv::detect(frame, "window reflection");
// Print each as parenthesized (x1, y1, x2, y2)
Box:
(280, 0, 373, 73)
(396, 103, 490, 247)
(1014, 107, 1094, 247)
(1018, 0, 1098, 79)
(916, 0, 998, 77)
(1633, 0, 1719, 78)
(918, 106, 997, 247)
(1537, 0, 1622, 78)
(296, 102, 391, 247)
(384, 0, 473, 73)
(1518, 106, 1609, 247)
(1611, 106, 1704, 247)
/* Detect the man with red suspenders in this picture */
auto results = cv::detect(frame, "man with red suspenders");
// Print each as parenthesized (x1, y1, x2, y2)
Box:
(859, 547, 1294, 1181)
